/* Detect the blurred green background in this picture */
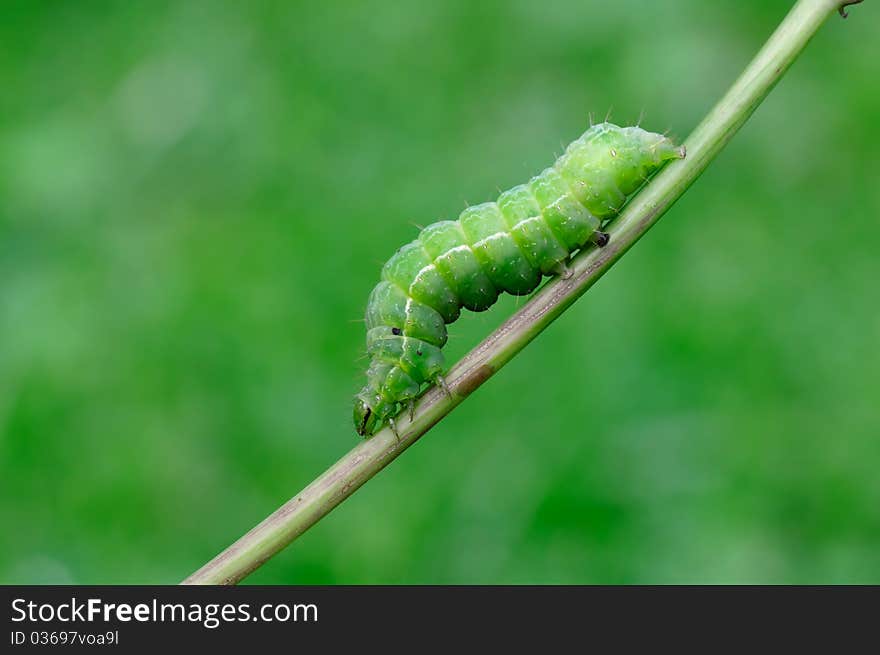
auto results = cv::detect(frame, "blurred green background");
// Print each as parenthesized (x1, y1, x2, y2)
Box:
(1, 0, 878, 584)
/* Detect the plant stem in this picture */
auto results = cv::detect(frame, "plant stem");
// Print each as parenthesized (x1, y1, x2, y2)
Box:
(183, 0, 862, 585)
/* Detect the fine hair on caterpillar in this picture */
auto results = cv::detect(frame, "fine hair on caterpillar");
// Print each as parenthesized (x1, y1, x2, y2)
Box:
(354, 121, 685, 437)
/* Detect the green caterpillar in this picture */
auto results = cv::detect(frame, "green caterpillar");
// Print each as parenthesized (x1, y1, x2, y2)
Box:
(354, 121, 685, 436)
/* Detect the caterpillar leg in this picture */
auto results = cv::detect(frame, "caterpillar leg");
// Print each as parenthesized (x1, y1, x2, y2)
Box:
(434, 374, 453, 399)
(552, 261, 573, 280)
(407, 399, 416, 422)
(590, 230, 610, 247)
(388, 417, 401, 441)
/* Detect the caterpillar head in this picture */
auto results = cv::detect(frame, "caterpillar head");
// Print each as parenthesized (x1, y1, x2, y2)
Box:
(354, 394, 394, 437)
(642, 130, 686, 166)
(564, 123, 685, 203)
(598, 124, 686, 195)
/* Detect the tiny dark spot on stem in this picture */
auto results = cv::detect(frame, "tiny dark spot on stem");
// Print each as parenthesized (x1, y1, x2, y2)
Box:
(392, 327, 402, 336)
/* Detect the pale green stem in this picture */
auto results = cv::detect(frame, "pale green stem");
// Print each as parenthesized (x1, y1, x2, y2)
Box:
(183, 0, 863, 585)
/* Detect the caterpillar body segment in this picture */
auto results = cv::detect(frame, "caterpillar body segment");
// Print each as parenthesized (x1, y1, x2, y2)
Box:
(354, 122, 684, 436)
